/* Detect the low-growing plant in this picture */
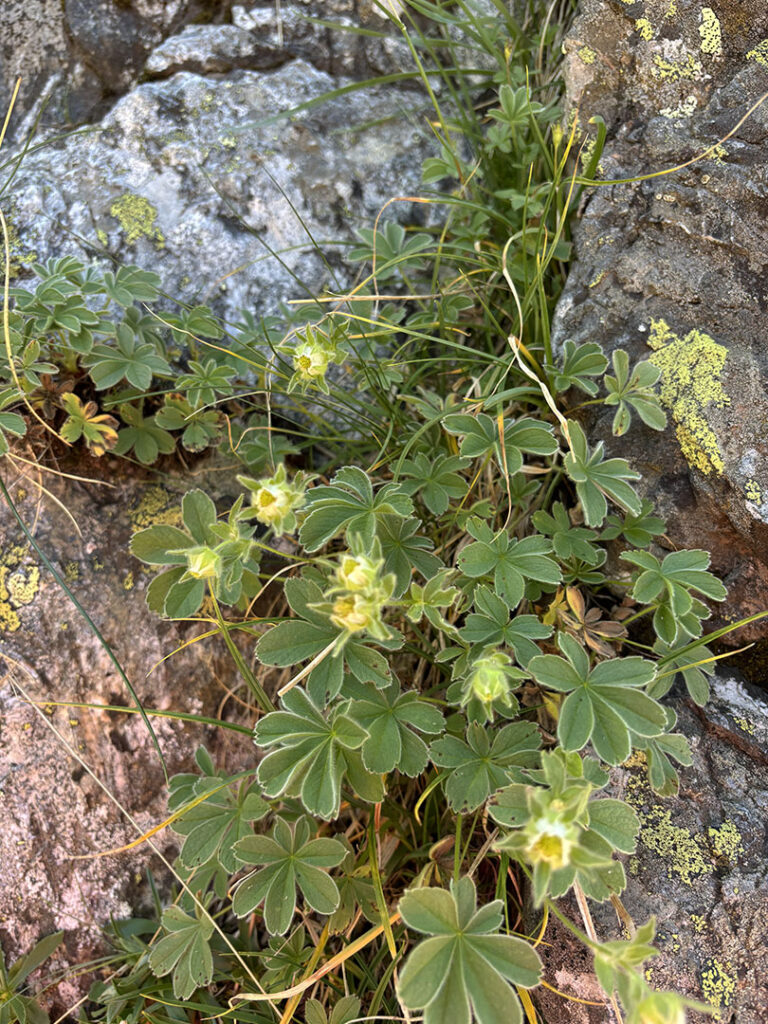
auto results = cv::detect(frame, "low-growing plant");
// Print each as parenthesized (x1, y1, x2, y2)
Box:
(0, 2, 735, 1023)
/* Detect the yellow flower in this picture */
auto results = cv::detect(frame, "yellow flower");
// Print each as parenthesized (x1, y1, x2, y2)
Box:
(184, 546, 221, 580)
(336, 552, 382, 593)
(293, 341, 330, 381)
(523, 815, 578, 870)
(330, 594, 375, 634)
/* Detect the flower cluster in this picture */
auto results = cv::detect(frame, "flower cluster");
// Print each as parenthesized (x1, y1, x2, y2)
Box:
(458, 648, 526, 721)
(314, 537, 396, 643)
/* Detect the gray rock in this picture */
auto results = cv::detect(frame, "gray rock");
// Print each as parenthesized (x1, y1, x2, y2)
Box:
(552, 0, 768, 644)
(7, 58, 433, 323)
(0, 1, 233, 132)
(0, 462, 253, 1014)
(145, 24, 271, 76)
(534, 671, 768, 1024)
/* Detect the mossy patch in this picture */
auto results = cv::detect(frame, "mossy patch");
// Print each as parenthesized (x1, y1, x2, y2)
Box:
(647, 319, 730, 475)
(110, 193, 165, 248)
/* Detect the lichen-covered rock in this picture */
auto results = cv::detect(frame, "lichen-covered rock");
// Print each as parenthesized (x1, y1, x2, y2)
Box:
(0, 1, 232, 131)
(533, 670, 768, 1024)
(553, 0, 768, 642)
(0, 460, 254, 1012)
(6, 55, 432, 323)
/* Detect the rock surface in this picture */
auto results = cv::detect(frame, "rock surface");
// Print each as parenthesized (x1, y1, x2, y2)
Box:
(534, 670, 768, 1024)
(0, 459, 254, 1012)
(6, 13, 432, 325)
(553, 0, 768, 643)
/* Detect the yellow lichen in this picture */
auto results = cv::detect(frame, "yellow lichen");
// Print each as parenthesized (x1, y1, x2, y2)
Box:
(652, 53, 703, 81)
(710, 143, 728, 164)
(0, 547, 40, 632)
(701, 958, 736, 1019)
(578, 46, 597, 64)
(110, 193, 165, 248)
(746, 40, 768, 68)
(64, 561, 80, 583)
(699, 8, 722, 55)
(707, 821, 744, 863)
(123, 571, 134, 591)
(647, 319, 730, 475)
(128, 485, 182, 532)
(589, 270, 606, 288)
(733, 715, 755, 734)
(665, 0, 677, 15)
(691, 913, 707, 933)
(635, 18, 654, 41)
(746, 478, 762, 503)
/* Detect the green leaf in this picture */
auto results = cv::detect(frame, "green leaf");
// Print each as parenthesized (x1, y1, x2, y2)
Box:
(443, 413, 556, 474)
(547, 340, 607, 397)
(344, 679, 444, 776)
(377, 514, 443, 596)
(130, 525, 193, 565)
(563, 421, 642, 527)
(603, 349, 666, 436)
(233, 816, 346, 934)
(254, 688, 374, 819)
(397, 877, 541, 1024)
(457, 522, 560, 610)
(299, 466, 413, 551)
(430, 721, 540, 811)
(171, 780, 269, 873)
(399, 452, 470, 515)
(148, 905, 214, 1000)
(84, 323, 171, 391)
(182, 490, 218, 545)
(458, 585, 552, 666)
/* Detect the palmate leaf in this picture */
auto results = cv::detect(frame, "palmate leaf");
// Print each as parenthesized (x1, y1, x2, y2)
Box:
(113, 402, 175, 464)
(528, 634, 666, 765)
(255, 577, 395, 704)
(399, 452, 470, 515)
(148, 905, 214, 1000)
(170, 780, 269, 874)
(457, 519, 561, 609)
(458, 585, 552, 666)
(397, 876, 541, 1024)
(254, 687, 383, 819)
(232, 816, 346, 934)
(442, 412, 557, 475)
(429, 721, 541, 811)
(304, 995, 362, 1024)
(603, 349, 666, 437)
(563, 420, 642, 527)
(376, 513, 443, 596)
(344, 678, 445, 775)
(84, 322, 171, 391)
(622, 548, 727, 646)
(532, 502, 603, 566)
(547, 340, 608, 397)
(299, 465, 413, 551)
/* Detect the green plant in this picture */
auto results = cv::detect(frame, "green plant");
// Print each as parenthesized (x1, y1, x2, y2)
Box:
(1, 2, 739, 1023)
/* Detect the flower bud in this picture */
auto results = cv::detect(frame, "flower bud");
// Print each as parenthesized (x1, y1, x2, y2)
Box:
(185, 545, 221, 580)
(631, 994, 686, 1024)
(466, 651, 514, 705)
(337, 553, 382, 593)
(252, 482, 293, 526)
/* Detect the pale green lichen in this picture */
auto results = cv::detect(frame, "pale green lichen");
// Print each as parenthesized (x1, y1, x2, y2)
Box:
(746, 40, 768, 68)
(96, 228, 108, 247)
(709, 143, 728, 164)
(699, 8, 722, 55)
(746, 478, 762, 503)
(701, 958, 736, 1019)
(648, 319, 730, 475)
(635, 17, 654, 41)
(578, 46, 597, 64)
(128, 485, 182, 532)
(652, 53, 703, 81)
(110, 193, 165, 248)
(640, 805, 713, 885)
(660, 95, 697, 118)
(707, 821, 744, 863)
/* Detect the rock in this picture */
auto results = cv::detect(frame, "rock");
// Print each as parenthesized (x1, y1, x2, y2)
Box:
(6, 57, 433, 323)
(552, 0, 768, 643)
(534, 670, 768, 1024)
(0, 458, 254, 1013)
(0, 1, 233, 132)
